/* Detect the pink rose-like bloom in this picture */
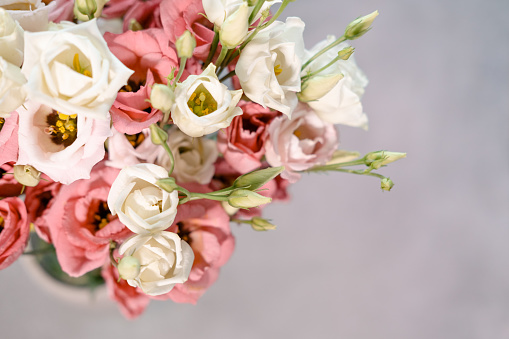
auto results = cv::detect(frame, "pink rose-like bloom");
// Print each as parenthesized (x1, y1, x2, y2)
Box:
(47, 163, 133, 277)
(0, 163, 23, 197)
(105, 29, 180, 134)
(0, 197, 29, 270)
(265, 104, 338, 183)
(101, 262, 150, 320)
(47, 0, 74, 23)
(24, 174, 62, 243)
(153, 184, 235, 304)
(160, 0, 215, 61)
(122, 0, 162, 32)
(218, 101, 278, 173)
(0, 111, 19, 166)
(106, 127, 159, 169)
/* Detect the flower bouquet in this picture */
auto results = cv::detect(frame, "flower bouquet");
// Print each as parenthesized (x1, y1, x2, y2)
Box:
(0, 0, 405, 319)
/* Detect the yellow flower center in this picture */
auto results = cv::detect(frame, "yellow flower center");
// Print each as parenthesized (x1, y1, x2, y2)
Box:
(120, 80, 145, 93)
(73, 53, 92, 77)
(274, 64, 283, 76)
(92, 201, 112, 231)
(0, 216, 4, 233)
(0, 117, 4, 132)
(187, 84, 218, 117)
(44, 111, 78, 147)
(125, 132, 146, 148)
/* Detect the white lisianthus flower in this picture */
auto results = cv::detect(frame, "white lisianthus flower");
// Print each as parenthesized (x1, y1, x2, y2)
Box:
(21, 19, 133, 120)
(0, 56, 26, 117)
(16, 101, 111, 184)
(107, 163, 180, 235)
(304, 36, 369, 129)
(156, 127, 218, 185)
(0, 0, 53, 31)
(106, 127, 159, 169)
(0, 9, 24, 67)
(119, 232, 194, 296)
(171, 63, 243, 137)
(203, 0, 280, 28)
(236, 17, 305, 118)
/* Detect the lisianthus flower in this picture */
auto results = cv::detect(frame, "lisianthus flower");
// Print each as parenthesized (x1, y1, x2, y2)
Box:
(16, 101, 112, 184)
(155, 127, 218, 185)
(106, 127, 159, 169)
(122, 0, 162, 32)
(0, 163, 22, 197)
(0, 9, 24, 67)
(171, 63, 243, 137)
(46, 0, 74, 23)
(46, 163, 132, 277)
(265, 104, 338, 183)
(217, 101, 278, 173)
(235, 17, 305, 118)
(21, 19, 133, 120)
(0, 196, 29, 270)
(304, 36, 369, 129)
(203, 0, 280, 28)
(0, 111, 18, 165)
(0, 0, 53, 31)
(0, 57, 27, 117)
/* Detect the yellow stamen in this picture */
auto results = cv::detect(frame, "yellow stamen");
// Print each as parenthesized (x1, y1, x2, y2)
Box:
(73, 54, 81, 73)
(274, 64, 283, 76)
(58, 126, 66, 133)
(58, 112, 69, 120)
(56, 120, 63, 127)
(62, 133, 69, 140)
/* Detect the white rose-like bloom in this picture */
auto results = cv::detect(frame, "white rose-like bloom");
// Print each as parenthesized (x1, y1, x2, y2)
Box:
(21, 19, 133, 120)
(203, 0, 280, 28)
(304, 36, 369, 129)
(107, 163, 180, 235)
(106, 127, 159, 169)
(171, 63, 243, 137)
(0, 56, 26, 117)
(16, 100, 111, 184)
(0, 9, 24, 66)
(1, 0, 54, 31)
(236, 17, 305, 118)
(156, 127, 218, 184)
(119, 232, 194, 296)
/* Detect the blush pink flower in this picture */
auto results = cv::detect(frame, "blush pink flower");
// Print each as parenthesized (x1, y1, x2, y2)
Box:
(218, 101, 278, 173)
(265, 104, 338, 183)
(46, 163, 133, 277)
(102, 0, 137, 18)
(0, 197, 29, 270)
(0, 111, 19, 166)
(0, 163, 23, 197)
(106, 127, 159, 169)
(160, 0, 215, 61)
(47, 0, 74, 23)
(101, 261, 150, 319)
(153, 183, 234, 304)
(105, 29, 180, 134)
(122, 0, 162, 32)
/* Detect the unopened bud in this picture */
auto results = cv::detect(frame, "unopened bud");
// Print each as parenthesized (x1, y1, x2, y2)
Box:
(176, 31, 196, 59)
(220, 2, 250, 48)
(365, 151, 406, 169)
(228, 189, 272, 209)
(149, 124, 168, 145)
(128, 18, 143, 32)
(150, 84, 174, 114)
(380, 177, 394, 191)
(233, 166, 284, 190)
(298, 73, 343, 102)
(344, 10, 379, 40)
(222, 201, 240, 216)
(117, 256, 141, 280)
(157, 177, 178, 193)
(337, 46, 355, 60)
(13, 165, 40, 187)
(74, 0, 107, 21)
(250, 217, 276, 231)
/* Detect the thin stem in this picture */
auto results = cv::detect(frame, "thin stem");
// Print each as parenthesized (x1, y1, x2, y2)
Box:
(215, 46, 229, 72)
(174, 57, 187, 85)
(304, 158, 366, 172)
(331, 168, 386, 180)
(231, 218, 251, 224)
(301, 56, 344, 81)
(161, 142, 175, 176)
(248, 0, 266, 24)
(204, 30, 220, 69)
(301, 36, 346, 70)
(189, 192, 230, 202)
(109, 242, 118, 268)
(219, 70, 236, 82)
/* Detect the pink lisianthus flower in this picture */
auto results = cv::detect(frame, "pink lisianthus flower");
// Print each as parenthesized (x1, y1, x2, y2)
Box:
(105, 29, 181, 134)
(102, 0, 137, 18)
(217, 101, 278, 173)
(106, 127, 159, 169)
(47, 0, 74, 23)
(101, 261, 150, 320)
(0, 197, 29, 270)
(46, 163, 133, 277)
(0, 163, 23, 197)
(153, 183, 235, 304)
(160, 0, 215, 61)
(16, 101, 111, 185)
(265, 104, 339, 183)
(24, 174, 62, 243)
(122, 0, 162, 32)
(0, 111, 19, 166)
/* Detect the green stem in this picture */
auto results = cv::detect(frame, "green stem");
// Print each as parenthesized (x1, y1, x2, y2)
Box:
(174, 57, 188, 85)
(219, 70, 236, 82)
(161, 142, 175, 176)
(189, 192, 230, 202)
(249, 0, 266, 24)
(304, 158, 366, 172)
(204, 30, 220, 69)
(231, 218, 251, 224)
(301, 55, 344, 81)
(301, 35, 346, 70)
(23, 247, 55, 256)
(215, 46, 229, 71)
(330, 168, 386, 180)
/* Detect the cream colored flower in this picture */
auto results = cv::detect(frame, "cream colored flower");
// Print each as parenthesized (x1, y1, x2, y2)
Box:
(0, 9, 24, 67)
(0, 0, 53, 32)
(203, 0, 280, 28)
(0, 56, 26, 117)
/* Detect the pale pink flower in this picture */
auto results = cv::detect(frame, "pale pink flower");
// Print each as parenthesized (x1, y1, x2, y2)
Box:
(102, 0, 137, 18)
(0, 197, 29, 270)
(265, 104, 338, 183)
(106, 127, 159, 169)
(0, 163, 23, 197)
(122, 0, 162, 32)
(47, 0, 74, 23)
(0, 111, 19, 166)
(16, 101, 111, 184)
(46, 163, 132, 277)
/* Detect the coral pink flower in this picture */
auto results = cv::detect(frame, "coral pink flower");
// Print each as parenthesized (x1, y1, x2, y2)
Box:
(0, 163, 23, 197)
(24, 174, 62, 243)
(105, 29, 180, 134)
(101, 262, 150, 319)
(0, 197, 29, 270)
(153, 183, 234, 304)
(47, 0, 74, 23)
(46, 163, 133, 277)
(122, 0, 162, 32)
(0, 111, 18, 166)
(218, 101, 278, 173)
(160, 0, 215, 61)
(265, 104, 338, 183)
(103, 0, 137, 18)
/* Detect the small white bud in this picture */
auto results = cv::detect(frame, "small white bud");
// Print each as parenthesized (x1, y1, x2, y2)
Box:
(150, 84, 174, 114)
(117, 256, 141, 280)
(221, 201, 240, 216)
(176, 31, 196, 59)
(250, 217, 276, 231)
(219, 2, 250, 49)
(298, 73, 343, 102)
(365, 151, 406, 169)
(13, 165, 40, 187)
(149, 123, 168, 145)
(344, 10, 379, 40)
(337, 46, 355, 60)
(74, 0, 108, 21)
(381, 177, 394, 191)
(228, 189, 272, 209)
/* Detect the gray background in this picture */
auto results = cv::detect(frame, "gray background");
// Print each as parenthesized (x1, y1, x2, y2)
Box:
(2, 0, 509, 338)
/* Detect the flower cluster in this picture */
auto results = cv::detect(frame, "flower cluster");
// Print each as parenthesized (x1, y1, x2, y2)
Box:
(0, 0, 405, 319)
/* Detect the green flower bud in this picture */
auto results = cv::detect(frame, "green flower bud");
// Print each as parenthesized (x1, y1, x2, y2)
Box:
(228, 189, 272, 209)
(298, 73, 343, 102)
(250, 217, 276, 231)
(365, 151, 406, 169)
(381, 177, 394, 191)
(176, 31, 196, 59)
(13, 165, 40, 187)
(344, 10, 379, 40)
(150, 84, 174, 114)
(149, 124, 168, 145)
(157, 177, 178, 193)
(73, 0, 107, 21)
(337, 46, 355, 60)
(233, 166, 284, 190)
(117, 256, 141, 280)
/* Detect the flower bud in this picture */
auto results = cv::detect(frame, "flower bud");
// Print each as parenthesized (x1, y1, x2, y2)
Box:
(74, 0, 107, 21)
(150, 84, 174, 114)
(365, 151, 406, 169)
(157, 177, 178, 193)
(222, 201, 240, 216)
(381, 177, 394, 191)
(149, 124, 168, 145)
(298, 73, 343, 102)
(117, 255, 141, 280)
(228, 189, 272, 209)
(250, 217, 276, 231)
(13, 165, 40, 187)
(220, 2, 250, 49)
(337, 46, 355, 60)
(233, 166, 285, 190)
(176, 31, 196, 59)
(344, 10, 379, 40)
